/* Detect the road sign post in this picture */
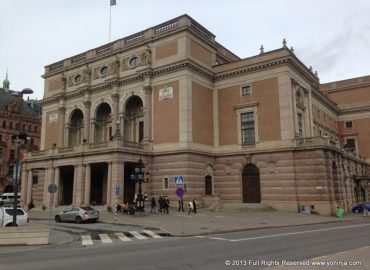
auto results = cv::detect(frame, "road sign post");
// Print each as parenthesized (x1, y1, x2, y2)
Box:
(47, 183, 58, 226)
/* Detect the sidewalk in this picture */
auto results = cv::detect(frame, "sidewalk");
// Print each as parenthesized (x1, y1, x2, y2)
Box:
(29, 207, 364, 237)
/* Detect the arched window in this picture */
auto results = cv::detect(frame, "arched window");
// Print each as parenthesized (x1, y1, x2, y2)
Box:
(69, 109, 84, 146)
(124, 96, 143, 143)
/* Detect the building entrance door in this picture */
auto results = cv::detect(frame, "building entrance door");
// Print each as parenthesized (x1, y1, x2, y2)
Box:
(242, 164, 261, 203)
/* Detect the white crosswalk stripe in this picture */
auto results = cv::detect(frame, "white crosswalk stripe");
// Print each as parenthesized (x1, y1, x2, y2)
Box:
(129, 230, 148, 240)
(80, 230, 164, 245)
(99, 233, 113, 243)
(81, 235, 93, 246)
(115, 232, 132, 242)
(142, 229, 162, 238)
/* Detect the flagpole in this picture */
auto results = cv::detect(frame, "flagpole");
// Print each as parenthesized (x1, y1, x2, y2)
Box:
(109, 4, 112, 42)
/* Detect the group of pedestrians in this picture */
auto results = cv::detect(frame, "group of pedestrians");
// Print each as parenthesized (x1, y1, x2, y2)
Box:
(148, 196, 198, 214)
(150, 196, 170, 214)
(178, 197, 198, 214)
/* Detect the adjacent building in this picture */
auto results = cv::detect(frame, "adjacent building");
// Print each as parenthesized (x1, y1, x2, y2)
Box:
(22, 15, 369, 215)
(0, 74, 42, 194)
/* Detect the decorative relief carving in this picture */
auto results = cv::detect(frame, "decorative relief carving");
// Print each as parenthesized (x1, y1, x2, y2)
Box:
(267, 161, 278, 174)
(159, 86, 173, 100)
(224, 164, 232, 175)
(49, 113, 58, 123)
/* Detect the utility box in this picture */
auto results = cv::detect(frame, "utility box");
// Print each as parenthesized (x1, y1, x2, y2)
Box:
(299, 204, 311, 214)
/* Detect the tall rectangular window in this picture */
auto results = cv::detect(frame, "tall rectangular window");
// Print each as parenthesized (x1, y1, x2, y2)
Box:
(241, 112, 255, 145)
(297, 113, 303, 137)
(241, 85, 251, 96)
(163, 177, 169, 190)
(345, 138, 356, 153)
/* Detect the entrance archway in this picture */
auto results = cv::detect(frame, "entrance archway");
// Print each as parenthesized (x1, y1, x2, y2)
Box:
(90, 163, 108, 205)
(242, 164, 261, 203)
(60, 166, 74, 205)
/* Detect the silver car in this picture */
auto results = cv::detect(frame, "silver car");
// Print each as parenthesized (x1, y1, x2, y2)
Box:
(55, 206, 99, 224)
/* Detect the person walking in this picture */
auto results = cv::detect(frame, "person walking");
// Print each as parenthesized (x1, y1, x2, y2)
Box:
(164, 196, 170, 214)
(158, 196, 163, 213)
(193, 198, 198, 214)
(178, 197, 185, 212)
(363, 203, 369, 218)
(188, 200, 193, 214)
(150, 197, 157, 214)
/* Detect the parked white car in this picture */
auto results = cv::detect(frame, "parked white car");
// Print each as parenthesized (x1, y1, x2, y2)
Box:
(0, 207, 29, 227)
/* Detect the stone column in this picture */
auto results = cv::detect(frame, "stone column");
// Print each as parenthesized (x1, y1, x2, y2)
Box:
(111, 162, 124, 204)
(20, 169, 28, 208)
(308, 89, 314, 136)
(106, 162, 112, 206)
(111, 92, 119, 136)
(43, 167, 52, 207)
(64, 124, 70, 147)
(179, 77, 193, 144)
(72, 165, 78, 205)
(90, 118, 96, 144)
(143, 86, 152, 142)
(84, 164, 91, 205)
(26, 170, 33, 206)
(83, 100, 91, 143)
(74, 165, 84, 205)
(58, 107, 66, 147)
(119, 113, 125, 139)
(54, 167, 60, 206)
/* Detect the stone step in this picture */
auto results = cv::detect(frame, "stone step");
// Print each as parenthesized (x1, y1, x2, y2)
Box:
(215, 203, 275, 212)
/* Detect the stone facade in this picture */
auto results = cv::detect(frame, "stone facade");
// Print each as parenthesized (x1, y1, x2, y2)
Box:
(21, 15, 369, 215)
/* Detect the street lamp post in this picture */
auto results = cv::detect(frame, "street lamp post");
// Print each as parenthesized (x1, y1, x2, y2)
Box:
(130, 157, 149, 213)
(12, 88, 33, 226)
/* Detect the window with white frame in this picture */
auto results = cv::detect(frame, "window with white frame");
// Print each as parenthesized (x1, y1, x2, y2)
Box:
(241, 112, 255, 145)
(345, 137, 357, 153)
(163, 177, 169, 190)
(241, 85, 251, 96)
(345, 121, 353, 129)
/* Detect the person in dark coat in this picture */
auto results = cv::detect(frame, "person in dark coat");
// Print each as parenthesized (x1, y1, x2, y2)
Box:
(193, 198, 198, 214)
(178, 197, 185, 212)
(151, 197, 157, 214)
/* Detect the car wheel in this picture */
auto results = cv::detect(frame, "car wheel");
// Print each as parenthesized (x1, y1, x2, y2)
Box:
(355, 209, 359, 213)
(55, 215, 61, 223)
(76, 216, 82, 224)
(5, 223, 17, 227)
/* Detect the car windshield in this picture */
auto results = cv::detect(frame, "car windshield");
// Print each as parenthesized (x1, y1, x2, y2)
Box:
(81, 206, 95, 211)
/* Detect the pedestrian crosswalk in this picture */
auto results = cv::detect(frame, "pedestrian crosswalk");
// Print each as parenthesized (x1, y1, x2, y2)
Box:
(80, 230, 163, 246)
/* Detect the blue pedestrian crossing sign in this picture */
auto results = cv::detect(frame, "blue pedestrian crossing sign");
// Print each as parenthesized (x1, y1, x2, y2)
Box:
(174, 176, 184, 185)
(115, 185, 120, 196)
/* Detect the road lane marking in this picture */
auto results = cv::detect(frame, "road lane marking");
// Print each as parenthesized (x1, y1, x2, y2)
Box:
(209, 237, 228, 241)
(115, 232, 131, 242)
(129, 231, 148, 240)
(230, 223, 370, 242)
(99, 234, 112, 244)
(143, 230, 162, 238)
(81, 235, 93, 246)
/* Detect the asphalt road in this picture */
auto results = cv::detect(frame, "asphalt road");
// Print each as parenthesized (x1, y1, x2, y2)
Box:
(1, 219, 370, 270)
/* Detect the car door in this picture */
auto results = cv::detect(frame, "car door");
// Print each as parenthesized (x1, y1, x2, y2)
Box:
(61, 207, 73, 221)
(71, 207, 81, 221)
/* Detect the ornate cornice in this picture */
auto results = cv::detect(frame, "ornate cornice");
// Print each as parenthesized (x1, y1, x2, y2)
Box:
(339, 106, 370, 114)
(215, 57, 290, 80)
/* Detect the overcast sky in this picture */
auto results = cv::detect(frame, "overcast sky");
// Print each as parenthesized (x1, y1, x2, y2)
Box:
(1, 0, 370, 100)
